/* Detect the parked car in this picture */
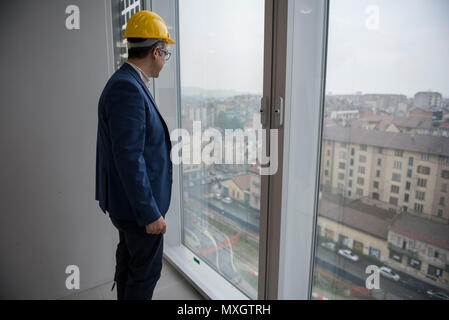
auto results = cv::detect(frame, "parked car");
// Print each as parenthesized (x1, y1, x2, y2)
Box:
(338, 249, 359, 262)
(379, 266, 400, 281)
(426, 290, 449, 300)
(221, 197, 232, 204)
(320, 242, 336, 251)
(399, 278, 427, 294)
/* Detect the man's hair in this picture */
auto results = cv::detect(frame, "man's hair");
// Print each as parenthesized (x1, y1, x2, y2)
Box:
(127, 38, 166, 59)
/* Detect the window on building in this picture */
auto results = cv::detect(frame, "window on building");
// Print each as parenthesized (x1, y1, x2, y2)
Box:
(427, 265, 443, 278)
(408, 258, 421, 271)
(359, 155, 367, 163)
(349, 169, 353, 177)
(444, 157, 449, 166)
(339, 151, 346, 159)
(417, 166, 430, 175)
(408, 157, 414, 166)
(404, 193, 409, 202)
(372, 192, 379, 200)
(389, 197, 399, 206)
(339, 162, 345, 170)
(441, 183, 448, 193)
(376, 170, 381, 178)
(358, 166, 365, 174)
(406, 181, 411, 191)
(442, 170, 449, 180)
(357, 177, 364, 185)
(391, 185, 400, 194)
(414, 203, 424, 213)
(415, 191, 425, 201)
(356, 188, 363, 196)
(417, 178, 427, 188)
(439, 196, 445, 206)
(395, 150, 403, 157)
(393, 160, 402, 170)
(338, 173, 345, 180)
(360, 145, 367, 151)
(373, 181, 379, 189)
(421, 153, 431, 161)
(392, 173, 401, 182)
(407, 169, 412, 178)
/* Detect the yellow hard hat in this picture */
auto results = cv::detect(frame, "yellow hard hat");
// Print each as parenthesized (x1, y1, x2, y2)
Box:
(124, 10, 176, 44)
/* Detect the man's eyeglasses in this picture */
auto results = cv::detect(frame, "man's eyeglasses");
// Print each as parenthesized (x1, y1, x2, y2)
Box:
(158, 48, 171, 61)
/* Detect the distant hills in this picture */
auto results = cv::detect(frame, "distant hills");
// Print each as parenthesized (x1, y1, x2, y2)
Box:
(181, 86, 260, 99)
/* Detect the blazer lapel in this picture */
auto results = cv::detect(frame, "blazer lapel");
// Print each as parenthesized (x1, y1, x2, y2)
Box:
(121, 63, 160, 113)
(121, 63, 170, 138)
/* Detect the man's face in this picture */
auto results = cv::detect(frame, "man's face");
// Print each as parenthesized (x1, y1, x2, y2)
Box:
(153, 42, 168, 78)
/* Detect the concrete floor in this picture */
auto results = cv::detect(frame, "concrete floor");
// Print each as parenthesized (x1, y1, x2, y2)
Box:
(61, 258, 205, 300)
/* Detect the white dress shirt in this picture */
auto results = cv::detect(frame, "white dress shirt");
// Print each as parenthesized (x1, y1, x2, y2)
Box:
(126, 61, 152, 92)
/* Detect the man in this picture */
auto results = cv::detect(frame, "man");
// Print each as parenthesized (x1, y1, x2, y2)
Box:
(95, 11, 175, 300)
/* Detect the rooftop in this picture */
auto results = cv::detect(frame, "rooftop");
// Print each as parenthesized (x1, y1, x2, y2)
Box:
(318, 197, 396, 240)
(323, 126, 449, 157)
(388, 212, 449, 250)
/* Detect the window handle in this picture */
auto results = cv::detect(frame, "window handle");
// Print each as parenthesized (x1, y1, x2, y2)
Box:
(260, 96, 268, 127)
(274, 96, 284, 128)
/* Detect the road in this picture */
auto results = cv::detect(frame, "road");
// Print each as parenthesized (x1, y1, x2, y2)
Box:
(315, 245, 438, 300)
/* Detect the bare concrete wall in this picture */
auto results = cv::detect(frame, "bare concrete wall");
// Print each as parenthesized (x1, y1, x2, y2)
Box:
(0, 0, 118, 299)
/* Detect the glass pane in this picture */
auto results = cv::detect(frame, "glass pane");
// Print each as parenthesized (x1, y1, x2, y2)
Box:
(312, 0, 449, 300)
(111, 0, 145, 70)
(178, 0, 265, 299)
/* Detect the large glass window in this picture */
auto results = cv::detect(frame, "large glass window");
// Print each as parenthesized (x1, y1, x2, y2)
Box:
(313, 0, 449, 300)
(111, 0, 144, 70)
(178, 0, 264, 299)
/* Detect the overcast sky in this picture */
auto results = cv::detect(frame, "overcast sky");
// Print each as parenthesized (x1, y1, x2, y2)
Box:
(179, 0, 449, 98)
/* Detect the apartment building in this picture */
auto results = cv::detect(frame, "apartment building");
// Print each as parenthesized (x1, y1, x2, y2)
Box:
(322, 126, 449, 223)
(388, 213, 449, 287)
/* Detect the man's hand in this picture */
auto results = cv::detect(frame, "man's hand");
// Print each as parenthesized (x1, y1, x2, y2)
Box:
(145, 216, 166, 235)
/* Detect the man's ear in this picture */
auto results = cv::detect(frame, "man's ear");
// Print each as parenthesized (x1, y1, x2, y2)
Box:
(151, 46, 159, 60)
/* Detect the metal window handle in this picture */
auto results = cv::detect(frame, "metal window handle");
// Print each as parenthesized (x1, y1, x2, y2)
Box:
(260, 96, 268, 127)
(275, 97, 284, 127)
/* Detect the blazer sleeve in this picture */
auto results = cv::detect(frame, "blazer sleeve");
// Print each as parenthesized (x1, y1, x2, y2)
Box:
(106, 79, 162, 226)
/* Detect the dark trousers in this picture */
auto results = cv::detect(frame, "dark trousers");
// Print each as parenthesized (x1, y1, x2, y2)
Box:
(110, 217, 164, 300)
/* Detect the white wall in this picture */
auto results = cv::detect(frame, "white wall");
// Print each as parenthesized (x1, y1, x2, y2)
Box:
(0, 0, 117, 299)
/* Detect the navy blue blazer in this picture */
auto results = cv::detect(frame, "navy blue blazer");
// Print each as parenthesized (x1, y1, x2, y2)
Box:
(95, 63, 173, 226)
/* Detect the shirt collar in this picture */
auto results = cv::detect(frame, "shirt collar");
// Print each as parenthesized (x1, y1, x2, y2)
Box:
(126, 61, 151, 88)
